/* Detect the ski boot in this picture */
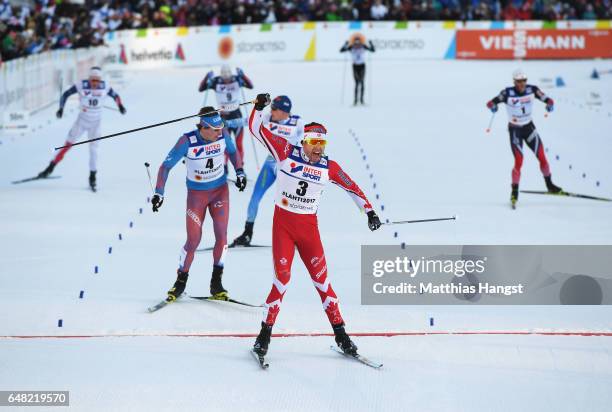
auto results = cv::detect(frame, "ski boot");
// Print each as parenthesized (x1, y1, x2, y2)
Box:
(38, 161, 56, 178)
(544, 175, 563, 194)
(89, 171, 97, 192)
(210, 265, 228, 300)
(511, 184, 519, 209)
(167, 270, 189, 302)
(333, 323, 358, 356)
(231, 222, 253, 247)
(253, 322, 273, 356)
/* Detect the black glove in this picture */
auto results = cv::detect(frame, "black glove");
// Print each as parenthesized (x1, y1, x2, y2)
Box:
(118, 104, 127, 115)
(151, 194, 164, 212)
(254, 93, 271, 111)
(367, 210, 381, 231)
(56, 108, 63, 119)
(235, 168, 247, 192)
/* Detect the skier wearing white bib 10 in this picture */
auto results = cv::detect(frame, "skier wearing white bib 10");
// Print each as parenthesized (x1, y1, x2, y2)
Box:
(247, 93, 382, 359)
(487, 69, 563, 209)
(37, 66, 127, 191)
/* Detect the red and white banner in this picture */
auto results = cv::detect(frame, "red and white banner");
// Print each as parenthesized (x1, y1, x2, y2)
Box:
(456, 29, 612, 59)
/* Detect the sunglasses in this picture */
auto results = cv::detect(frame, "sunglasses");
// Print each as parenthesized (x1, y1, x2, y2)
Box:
(303, 137, 327, 146)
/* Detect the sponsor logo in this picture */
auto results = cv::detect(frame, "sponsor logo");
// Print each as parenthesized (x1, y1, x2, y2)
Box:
(279, 257, 288, 265)
(290, 164, 303, 173)
(218, 37, 234, 59)
(187, 208, 202, 226)
(456, 29, 612, 59)
(175, 43, 186, 61)
(236, 41, 286, 53)
(302, 165, 322, 181)
(193, 147, 204, 157)
(206, 143, 222, 155)
(314, 264, 327, 279)
(371, 38, 425, 50)
(130, 49, 174, 62)
(281, 191, 316, 204)
(336, 170, 352, 187)
(214, 201, 224, 208)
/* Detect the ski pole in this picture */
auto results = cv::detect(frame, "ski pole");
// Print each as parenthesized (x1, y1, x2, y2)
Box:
(104, 105, 119, 112)
(144, 162, 155, 194)
(240, 86, 260, 171)
(485, 112, 496, 133)
(55, 100, 255, 150)
(383, 216, 457, 225)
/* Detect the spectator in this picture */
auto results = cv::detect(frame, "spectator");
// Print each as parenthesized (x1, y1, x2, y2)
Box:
(370, 0, 389, 19)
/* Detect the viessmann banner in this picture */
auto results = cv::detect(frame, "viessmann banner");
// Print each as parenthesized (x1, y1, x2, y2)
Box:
(455, 28, 612, 59)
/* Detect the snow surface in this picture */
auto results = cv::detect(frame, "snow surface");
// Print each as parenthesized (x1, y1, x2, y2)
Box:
(1, 59, 611, 411)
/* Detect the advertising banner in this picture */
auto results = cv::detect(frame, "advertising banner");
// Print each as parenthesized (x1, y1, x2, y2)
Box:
(456, 29, 612, 59)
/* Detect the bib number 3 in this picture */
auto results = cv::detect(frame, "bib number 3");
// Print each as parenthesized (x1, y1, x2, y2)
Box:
(296, 181, 308, 196)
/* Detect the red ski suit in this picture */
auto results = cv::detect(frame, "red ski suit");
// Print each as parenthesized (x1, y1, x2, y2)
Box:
(248, 107, 373, 326)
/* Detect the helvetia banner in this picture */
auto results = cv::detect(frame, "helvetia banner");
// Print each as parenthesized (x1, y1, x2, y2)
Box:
(455, 29, 612, 59)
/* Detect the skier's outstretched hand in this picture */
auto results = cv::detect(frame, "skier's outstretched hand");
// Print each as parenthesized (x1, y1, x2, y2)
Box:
(367, 211, 381, 231)
(151, 194, 164, 212)
(56, 108, 63, 119)
(235, 168, 247, 192)
(254, 93, 271, 111)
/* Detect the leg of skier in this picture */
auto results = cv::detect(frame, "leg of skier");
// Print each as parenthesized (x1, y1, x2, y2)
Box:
(253, 208, 297, 356)
(87, 121, 100, 191)
(294, 217, 358, 355)
(352, 64, 359, 106)
(523, 125, 562, 193)
(38, 119, 84, 178)
(509, 126, 524, 207)
(167, 189, 207, 300)
(208, 184, 230, 298)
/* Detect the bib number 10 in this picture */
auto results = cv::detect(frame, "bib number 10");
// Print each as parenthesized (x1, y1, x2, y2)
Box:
(88, 98, 99, 107)
(296, 181, 308, 196)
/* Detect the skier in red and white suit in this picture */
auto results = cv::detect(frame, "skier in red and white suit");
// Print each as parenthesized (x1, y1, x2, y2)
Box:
(248, 93, 382, 357)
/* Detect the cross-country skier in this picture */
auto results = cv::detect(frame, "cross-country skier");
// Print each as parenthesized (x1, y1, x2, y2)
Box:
(340, 37, 375, 106)
(248, 93, 382, 358)
(151, 107, 247, 302)
(198, 65, 253, 164)
(487, 69, 562, 208)
(231, 95, 304, 247)
(37, 66, 126, 191)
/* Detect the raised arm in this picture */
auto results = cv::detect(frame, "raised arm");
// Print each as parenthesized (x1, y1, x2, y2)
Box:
(328, 159, 373, 212)
(155, 135, 189, 196)
(198, 71, 213, 92)
(248, 94, 291, 162)
(340, 41, 351, 52)
(237, 68, 253, 89)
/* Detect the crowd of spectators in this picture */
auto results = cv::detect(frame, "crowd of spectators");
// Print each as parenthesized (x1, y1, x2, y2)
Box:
(2, 0, 611, 62)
